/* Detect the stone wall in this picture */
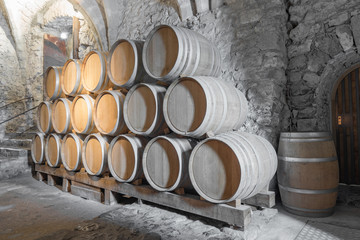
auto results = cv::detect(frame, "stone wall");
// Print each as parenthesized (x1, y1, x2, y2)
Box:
(287, 0, 360, 131)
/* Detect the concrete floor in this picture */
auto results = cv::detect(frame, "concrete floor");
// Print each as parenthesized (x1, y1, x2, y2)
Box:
(0, 174, 360, 240)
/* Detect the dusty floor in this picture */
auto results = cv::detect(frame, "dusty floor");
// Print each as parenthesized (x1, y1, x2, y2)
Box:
(0, 174, 360, 240)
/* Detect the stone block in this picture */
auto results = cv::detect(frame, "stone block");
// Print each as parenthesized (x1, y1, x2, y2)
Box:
(288, 55, 307, 70)
(307, 49, 330, 73)
(303, 72, 320, 88)
(351, 15, 360, 50)
(288, 39, 312, 58)
(336, 25, 354, 51)
(291, 92, 314, 109)
(298, 107, 316, 119)
(314, 33, 343, 57)
(289, 23, 310, 42)
(329, 12, 349, 26)
(297, 118, 317, 131)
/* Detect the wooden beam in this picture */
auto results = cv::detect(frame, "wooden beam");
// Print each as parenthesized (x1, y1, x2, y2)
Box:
(72, 16, 80, 59)
(175, 0, 193, 20)
(195, 0, 209, 13)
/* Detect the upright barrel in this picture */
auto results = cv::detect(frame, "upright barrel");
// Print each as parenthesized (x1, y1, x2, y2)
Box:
(189, 131, 277, 203)
(81, 51, 112, 93)
(94, 90, 128, 136)
(108, 134, 148, 182)
(71, 94, 97, 134)
(277, 132, 339, 217)
(61, 59, 87, 96)
(45, 133, 62, 167)
(108, 39, 147, 89)
(143, 25, 221, 83)
(52, 98, 72, 134)
(44, 66, 64, 100)
(124, 83, 168, 137)
(164, 76, 248, 138)
(61, 133, 84, 172)
(82, 133, 111, 176)
(31, 133, 46, 164)
(143, 135, 195, 191)
(37, 101, 53, 134)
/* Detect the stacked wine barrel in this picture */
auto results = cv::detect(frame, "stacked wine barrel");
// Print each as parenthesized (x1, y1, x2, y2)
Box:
(31, 24, 277, 204)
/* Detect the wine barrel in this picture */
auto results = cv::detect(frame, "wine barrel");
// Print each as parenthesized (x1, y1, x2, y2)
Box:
(94, 90, 128, 136)
(37, 101, 53, 133)
(108, 134, 149, 182)
(124, 83, 168, 137)
(143, 135, 195, 191)
(61, 59, 87, 96)
(45, 133, 62, 167)
(81, 51, 112, 93)
(277, 132, 339, 217)
(71, 94, 97, 134)
(163, 76, 248, 138)
(31, 133, 46, 164)
(108, 39, 147, 89)
(189, 131, 277, 203)
(52, 98, 72, 134)
(61, 133, 84, 172)
(82, 133, 111, 176)
(44, 66, 64, 100)
(143, 25, 221, 83)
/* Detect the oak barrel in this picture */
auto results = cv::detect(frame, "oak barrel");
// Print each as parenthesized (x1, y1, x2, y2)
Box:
(163, 76, 248, 138)
(94, 90, 128, 136)
(61, 133, 84, 172)
(108, 134, 149, 182)
(108, 39, 147, 89)
(61, 59, 87, 96)
(81, 51, 112, 93)
(45, 133, 62, 167)
(71, 94, 97, 134)
(189, 131, 277, 203)
(277, 132, 339, 217)
(52, 98, 72, 134)
(82, 133, 111, 176)
(143, 25, 221, 83)
(31, 133, 46, 164)
(143, 135, 195, 191)
(124, 83, 168, 137)
(44, 66, 64, 100)
(37, 101, 53, 133)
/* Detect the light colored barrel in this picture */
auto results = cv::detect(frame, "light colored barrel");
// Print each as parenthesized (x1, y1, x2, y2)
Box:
(108, 134, 149, 182)
(189, 131, 277, 203)
(164, 76, 248, 139)
(61, 133, 84, 172)
(45, 133, 62, 167)
(51, 98, 72, 134)
(94, 90, 128, 136)
(108, 39, 148, 89)
(61, 59, 87, 96)
(143, 135, 195, 191)
(82, 133, 111, 176)
(31, 133, 46, 164)
(124, 83, 168, 137)
(143, 25, 221, 83)
(37, 101, 53, 134)
(277, 132, 339, 217)
(81, 51, 113, 93)
(44, 66, 64, 100)
(71, 94, 97, 134)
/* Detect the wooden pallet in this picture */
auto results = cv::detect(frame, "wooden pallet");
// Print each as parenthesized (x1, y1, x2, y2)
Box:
(34, 164, 275, 229)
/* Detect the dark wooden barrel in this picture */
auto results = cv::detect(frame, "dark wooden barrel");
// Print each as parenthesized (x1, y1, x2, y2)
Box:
(277, 132, 339, 217)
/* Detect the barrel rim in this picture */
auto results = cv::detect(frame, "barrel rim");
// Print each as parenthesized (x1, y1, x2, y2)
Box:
(108, 134, 139, 182)
(45, 133, 62, 167)
(81, 50, 108, 93)
(82, 133, 107, 176)
(94, 90, 126, 136)
(108, 39, 139, 88)
(36, 101, 53, 134)
(124, 83, 162, 135)
(142, 25, 183, 81)
(61, 133, 82, 172)
(70, 94, 95, 134)
(280, 132, 332, 138)
(44, 66, 62, 100)
(51, 98, 72, 134)
(31, 132, 45, 164)
(142, 135, 183, 191)
(61, 59, 83, 96)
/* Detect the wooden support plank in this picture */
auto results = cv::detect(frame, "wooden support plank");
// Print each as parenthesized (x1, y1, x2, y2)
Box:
(47, 175, 55, 186)
(242, 191, 276, 208)
(71, 181, 103, 203)
(62, 179, 71, 192)
(35, 165, 252, 228)
(72, 16, 80, 59)
(36, 171, 46, 182)
(104, 189, 117, 205)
